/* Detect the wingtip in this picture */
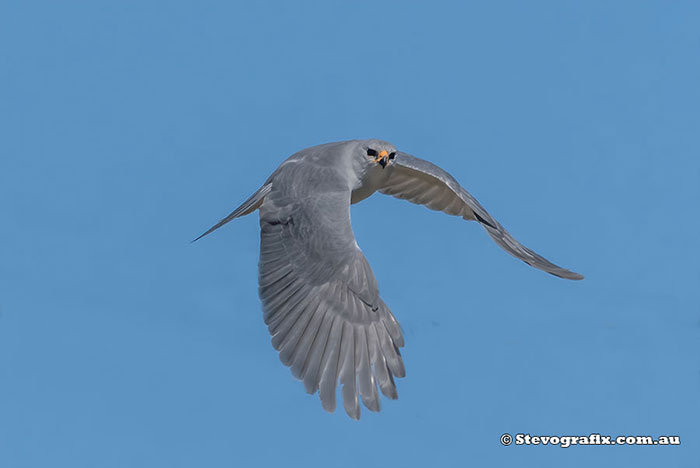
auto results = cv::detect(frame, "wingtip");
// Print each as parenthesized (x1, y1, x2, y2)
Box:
(346, 407, 361, 420)
(553, 270, 585, 281)
(190, 232, 207, 244)
(190, 225, 220, 244)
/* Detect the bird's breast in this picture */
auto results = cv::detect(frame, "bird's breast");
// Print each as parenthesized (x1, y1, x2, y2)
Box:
(350, 165, 394, 204)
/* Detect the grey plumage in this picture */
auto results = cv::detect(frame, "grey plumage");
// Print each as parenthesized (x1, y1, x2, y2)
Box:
(381, 152, 584, 280)
(196, 139, 583, 419)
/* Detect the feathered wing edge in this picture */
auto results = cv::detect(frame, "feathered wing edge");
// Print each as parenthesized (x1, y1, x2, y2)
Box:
(259, 218, 406, 420)
(381, 152, 583, 280)
(192, 183, 272, 242)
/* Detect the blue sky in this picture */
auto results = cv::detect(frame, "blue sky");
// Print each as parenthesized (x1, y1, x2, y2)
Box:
(1, 1, 699, 467)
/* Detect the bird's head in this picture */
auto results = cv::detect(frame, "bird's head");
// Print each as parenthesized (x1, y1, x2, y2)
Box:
(359, 139, 397, 170)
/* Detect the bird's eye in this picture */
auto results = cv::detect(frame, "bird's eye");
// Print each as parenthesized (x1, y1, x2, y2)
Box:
(389, 152, 396, 160)
(367, 148, 378, 157)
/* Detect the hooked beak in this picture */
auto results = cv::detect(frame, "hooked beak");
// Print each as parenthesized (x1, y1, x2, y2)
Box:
(374, 150, 389, 168)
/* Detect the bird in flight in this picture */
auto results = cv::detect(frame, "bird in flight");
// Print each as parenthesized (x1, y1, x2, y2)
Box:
(195, 139, 583, 419)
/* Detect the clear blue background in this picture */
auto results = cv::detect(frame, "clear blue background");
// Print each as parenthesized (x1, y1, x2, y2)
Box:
(1, 1, 698, 467)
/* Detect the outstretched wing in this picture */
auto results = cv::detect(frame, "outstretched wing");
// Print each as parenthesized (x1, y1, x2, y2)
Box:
(380, 152, 583, 280)
(259, 163, 405, 419)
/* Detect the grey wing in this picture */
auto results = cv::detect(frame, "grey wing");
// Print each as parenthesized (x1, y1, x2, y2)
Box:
(380, 152, 583, 280)
(259, 171, 405, 419)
